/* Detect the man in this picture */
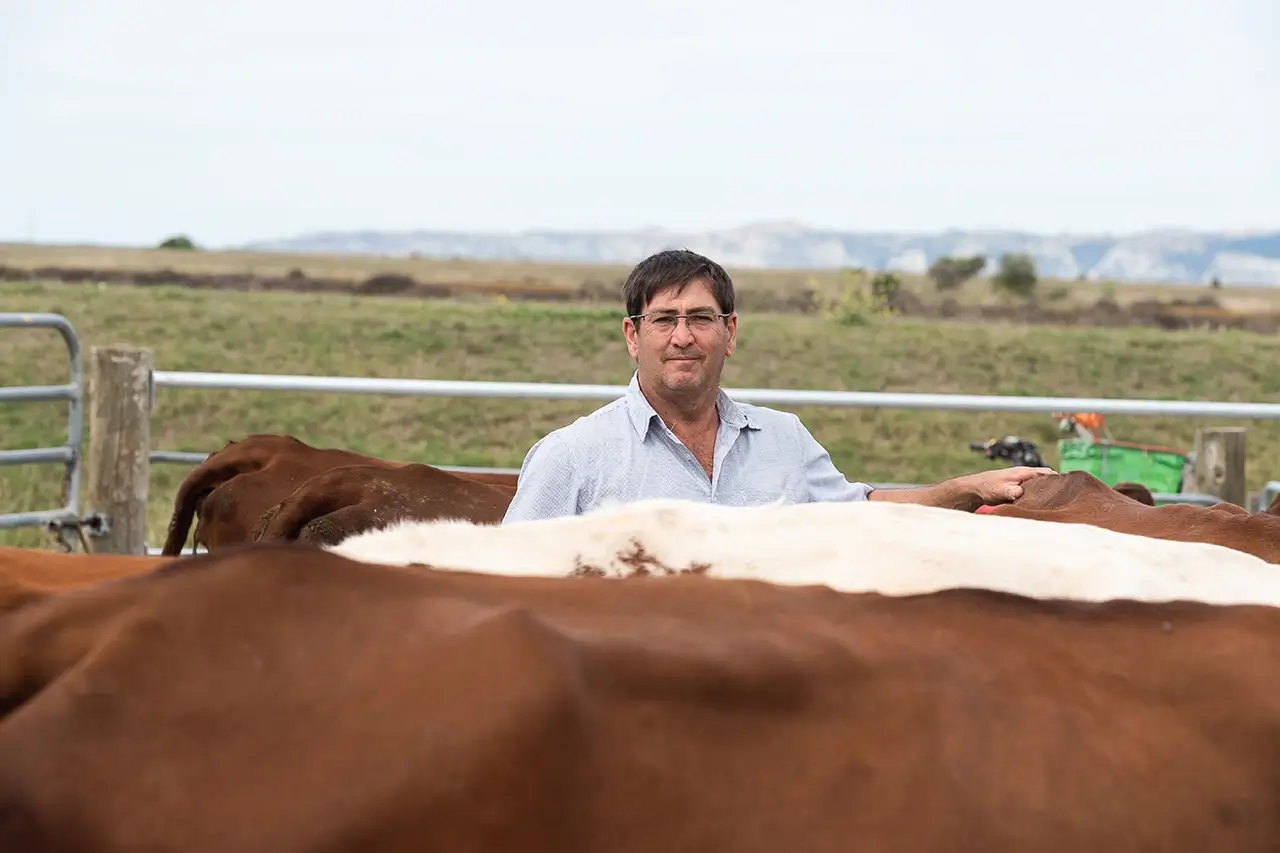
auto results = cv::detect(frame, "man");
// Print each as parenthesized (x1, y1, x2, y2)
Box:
(501, 249, 1052, 524)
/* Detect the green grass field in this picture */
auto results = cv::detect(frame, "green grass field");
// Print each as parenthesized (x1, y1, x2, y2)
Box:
(4, 278, 1280, 550)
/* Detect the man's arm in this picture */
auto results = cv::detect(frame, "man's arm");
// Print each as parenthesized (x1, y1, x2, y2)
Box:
(792, 414, 1049, 510)
(869, 466, 1055, 512)
(867, 482, 971, 509)
(794, 415, 876, 502)
(500, 433, 586, 525)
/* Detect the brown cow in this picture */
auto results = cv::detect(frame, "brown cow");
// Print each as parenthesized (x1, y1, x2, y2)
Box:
(983, 471, 1280, 562)
(1111, 480, 1155, 506)
(0, 546, 173, 614)
(161, 434, 402, 556)
(252, 463, 516, 546)
(976, 478, 1155, 512)
(4, 541, 1280, 852)
(160, 434, 518, 556)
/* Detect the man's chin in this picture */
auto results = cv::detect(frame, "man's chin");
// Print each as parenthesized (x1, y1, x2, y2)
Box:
(657, 365, 703, 387)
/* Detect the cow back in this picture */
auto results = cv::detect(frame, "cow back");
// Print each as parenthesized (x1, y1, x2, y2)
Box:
(3, 544, 1280, 851)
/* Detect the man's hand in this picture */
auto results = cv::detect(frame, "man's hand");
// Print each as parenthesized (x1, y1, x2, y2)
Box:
(869, 466, 1056, 511)
(957, 466, 1057, 505)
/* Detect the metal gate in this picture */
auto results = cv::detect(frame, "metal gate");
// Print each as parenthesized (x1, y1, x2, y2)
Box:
(1264, 480, 1280, 513)
(0, 312, 104, 551)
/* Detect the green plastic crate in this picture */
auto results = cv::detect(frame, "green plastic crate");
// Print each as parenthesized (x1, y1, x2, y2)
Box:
(1056, 438, 1187, 494)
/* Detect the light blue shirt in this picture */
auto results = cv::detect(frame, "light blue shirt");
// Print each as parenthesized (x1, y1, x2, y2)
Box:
(501, 371, 875, 524)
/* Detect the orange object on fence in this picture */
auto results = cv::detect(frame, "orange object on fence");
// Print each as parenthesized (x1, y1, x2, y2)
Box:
(1052, 411, 1107, 441)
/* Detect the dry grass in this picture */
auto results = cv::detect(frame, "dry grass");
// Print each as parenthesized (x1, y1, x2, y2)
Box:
(4, 241, 1279, 312)
(4, 278, 1280, 550)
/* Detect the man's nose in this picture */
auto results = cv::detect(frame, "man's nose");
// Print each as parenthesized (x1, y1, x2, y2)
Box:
(670, 318, 696, 345)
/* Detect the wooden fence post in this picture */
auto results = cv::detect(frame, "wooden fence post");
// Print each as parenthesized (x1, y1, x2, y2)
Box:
(87, 346, 154, 554)
(1190, 427, 1247, 508)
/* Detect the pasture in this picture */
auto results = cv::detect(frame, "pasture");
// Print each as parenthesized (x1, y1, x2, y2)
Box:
(5, 276, 1280, 550)
(7, 240, 1280, 314)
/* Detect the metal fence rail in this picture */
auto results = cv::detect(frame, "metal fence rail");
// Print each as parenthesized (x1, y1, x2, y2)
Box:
(147, 449, 1229, 510)
(142, 374, 1280, 513)
(147, 449, 517, 477)
(0, 313, 87, 549)
(152, 371, 1280, 420)
(148, 370, 1273, 508)
(8, 322, 1276, 555)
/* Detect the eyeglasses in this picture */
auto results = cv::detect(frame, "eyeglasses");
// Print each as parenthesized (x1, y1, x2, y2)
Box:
(629, 312, 731, 333)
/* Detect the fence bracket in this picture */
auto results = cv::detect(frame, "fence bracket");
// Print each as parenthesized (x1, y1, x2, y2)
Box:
(44, 512, 112, 553)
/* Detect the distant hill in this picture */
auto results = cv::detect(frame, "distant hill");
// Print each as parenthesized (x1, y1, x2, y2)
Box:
(240, 222, 1280, 286)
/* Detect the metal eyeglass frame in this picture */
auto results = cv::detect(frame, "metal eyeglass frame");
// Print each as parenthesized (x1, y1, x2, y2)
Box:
(627, 312, 732, 332)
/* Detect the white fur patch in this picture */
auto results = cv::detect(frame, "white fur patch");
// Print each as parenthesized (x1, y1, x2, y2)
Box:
(324, 498, 1280, 606)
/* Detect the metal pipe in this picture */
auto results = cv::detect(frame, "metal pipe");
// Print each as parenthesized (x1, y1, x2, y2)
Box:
(152, 370, 1280, 420)
(0, 313, 85, 548)
(0, 508, 77, 531)
(139, 446, 1236, 510)
(149, 450, 211, 464)
(0, 384, 78, 403)
(0, 447, 76, 466)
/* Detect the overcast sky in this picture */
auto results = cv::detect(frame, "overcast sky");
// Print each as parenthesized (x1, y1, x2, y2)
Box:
(1, 0, 1276, 247)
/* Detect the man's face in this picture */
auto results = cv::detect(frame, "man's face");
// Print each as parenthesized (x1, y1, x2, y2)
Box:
(623, 277, 737, 398)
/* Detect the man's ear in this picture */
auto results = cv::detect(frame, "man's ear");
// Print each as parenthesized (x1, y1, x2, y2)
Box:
(623, 316, 640, 360)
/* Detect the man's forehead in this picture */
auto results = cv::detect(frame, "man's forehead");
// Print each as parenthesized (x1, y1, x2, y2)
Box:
(645, 278, 718, 311)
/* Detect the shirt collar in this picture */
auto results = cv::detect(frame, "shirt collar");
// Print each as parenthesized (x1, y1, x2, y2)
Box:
(623, 370, 759, 438)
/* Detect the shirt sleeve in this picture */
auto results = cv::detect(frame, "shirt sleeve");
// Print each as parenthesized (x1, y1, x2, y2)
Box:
(500, 431, 585, 525)
(792, 414, 875, 502)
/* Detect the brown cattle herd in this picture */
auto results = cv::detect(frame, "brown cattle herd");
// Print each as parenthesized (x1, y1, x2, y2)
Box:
(3, 432, 1280, 852)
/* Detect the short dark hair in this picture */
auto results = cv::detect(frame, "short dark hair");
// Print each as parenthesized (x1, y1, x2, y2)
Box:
(620, 249, 736, 319)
